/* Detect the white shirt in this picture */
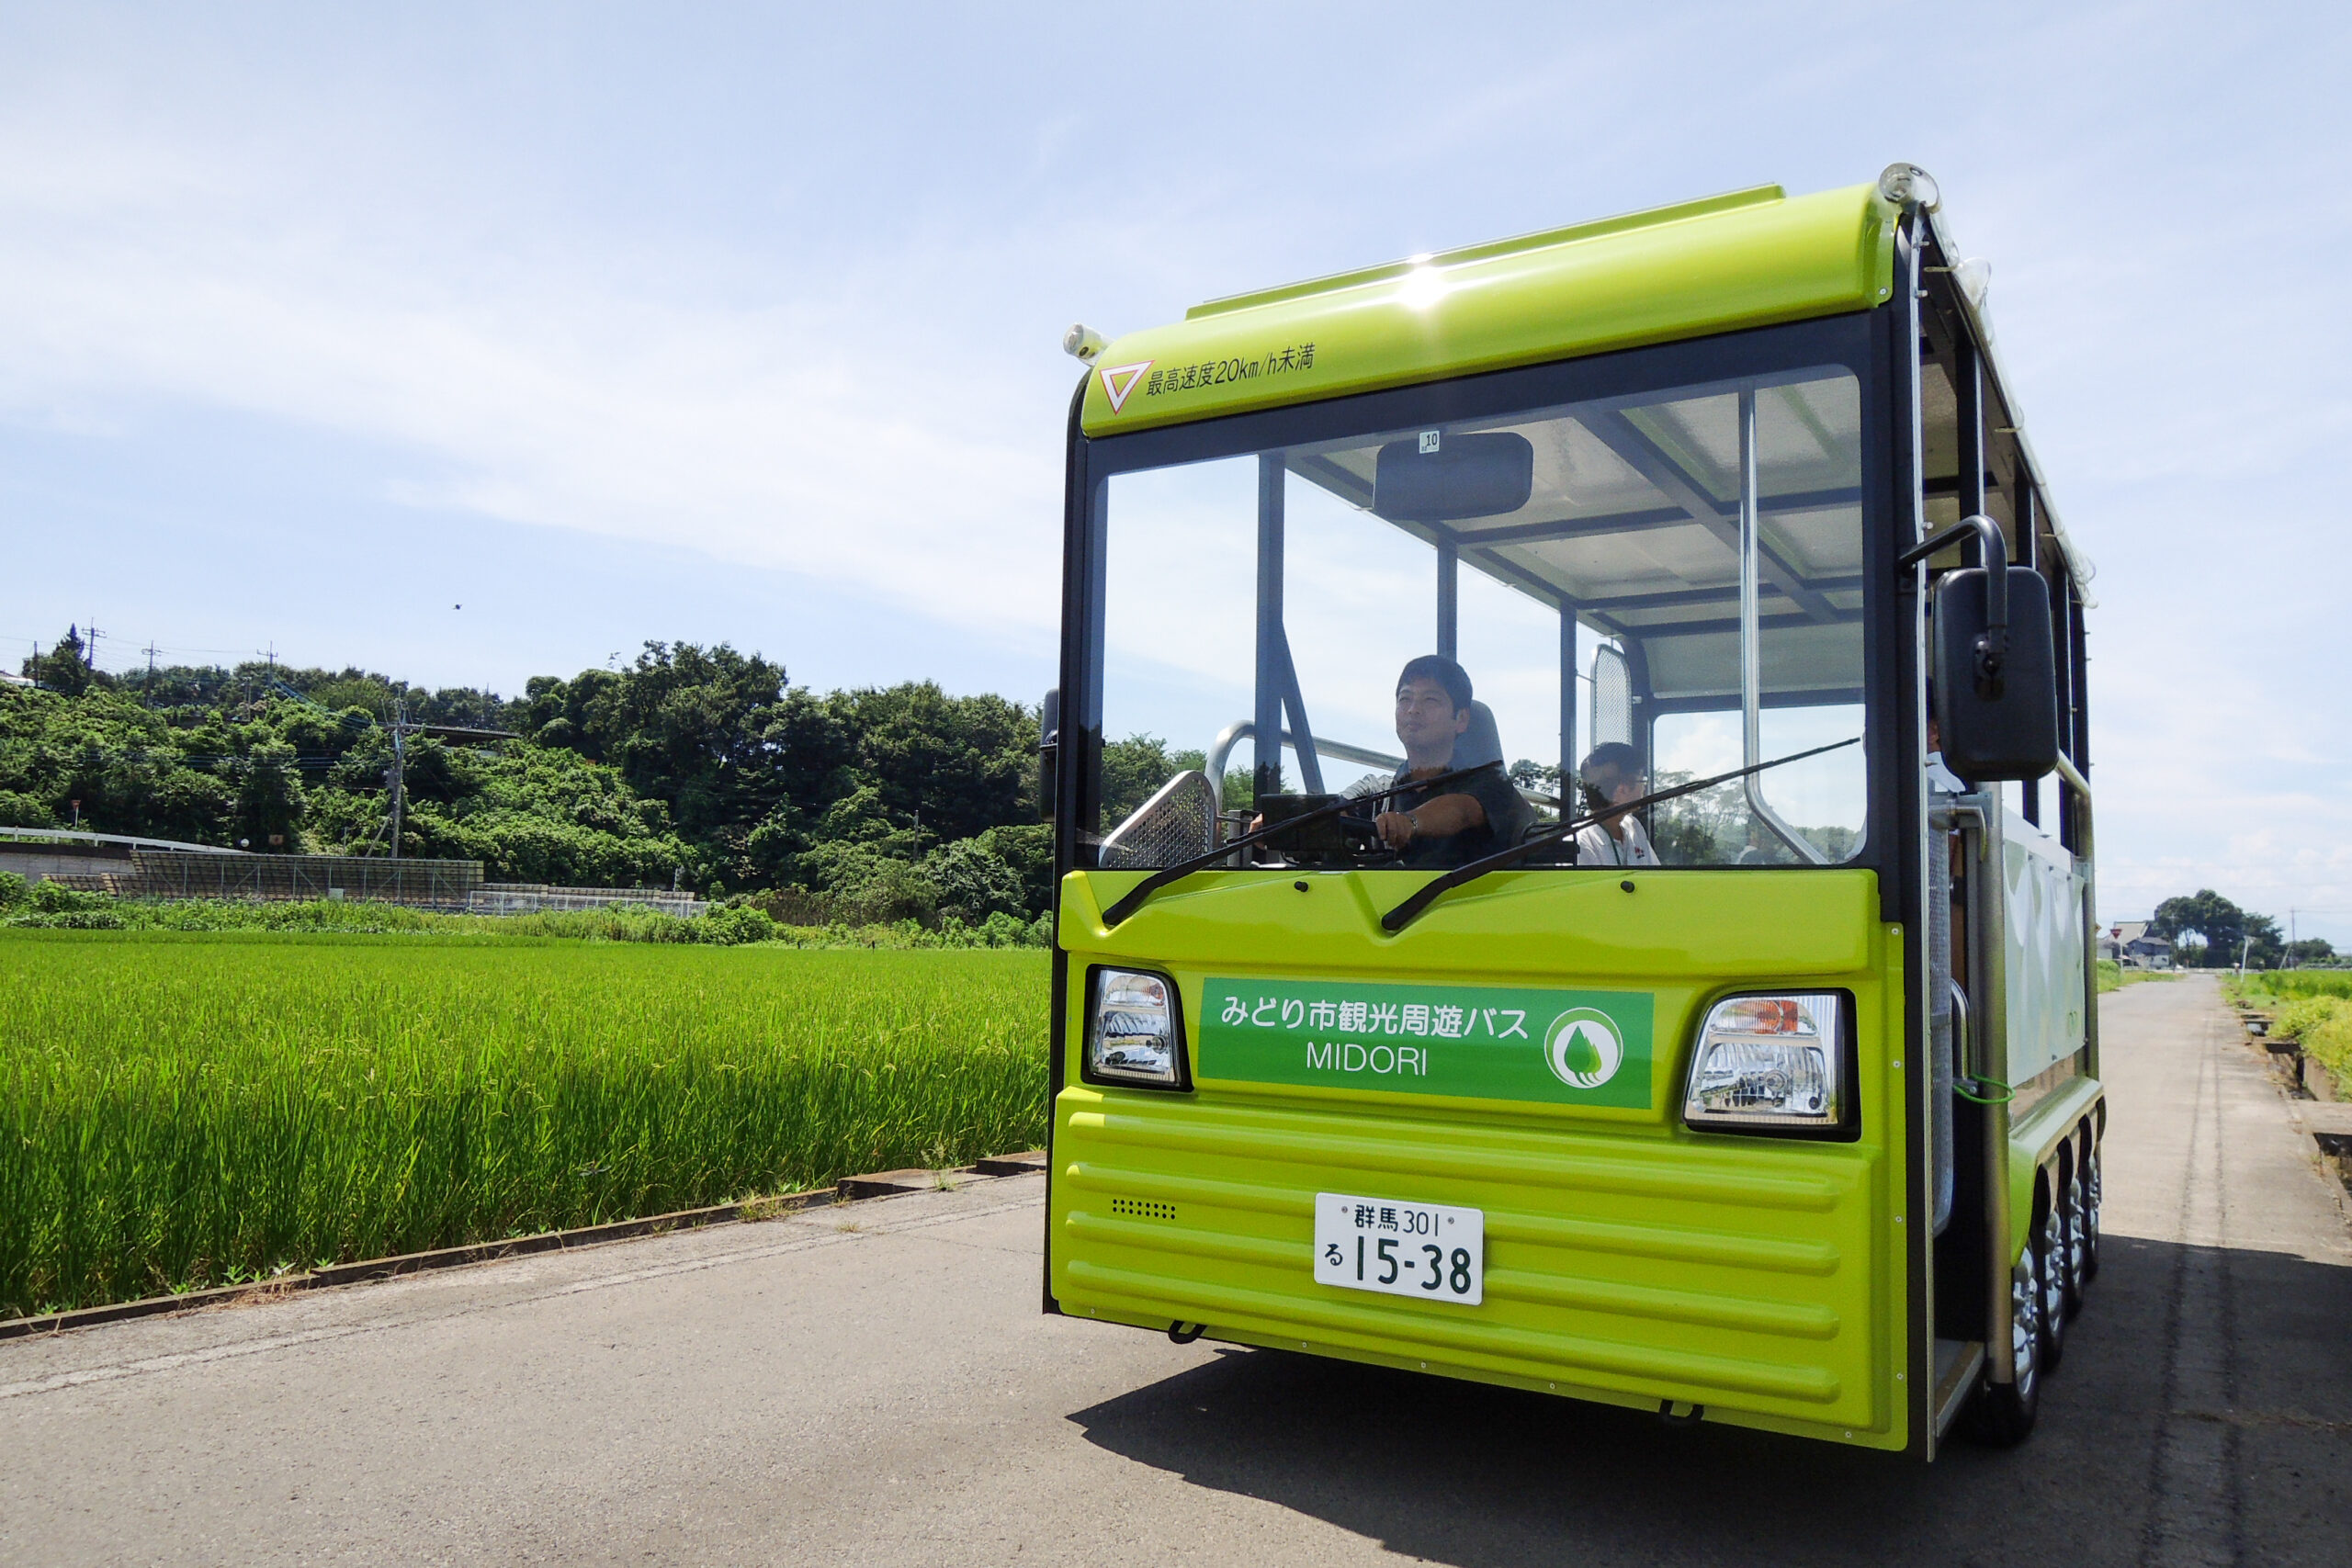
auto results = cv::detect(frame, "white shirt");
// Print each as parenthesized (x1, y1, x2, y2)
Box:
(1576, 814, 1659, 867)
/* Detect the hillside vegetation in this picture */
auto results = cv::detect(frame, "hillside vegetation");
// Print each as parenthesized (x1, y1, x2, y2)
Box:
(5, 631, 1127, 927)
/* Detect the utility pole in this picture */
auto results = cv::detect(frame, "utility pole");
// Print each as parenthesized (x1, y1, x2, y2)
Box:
(386, 712, 407, 860)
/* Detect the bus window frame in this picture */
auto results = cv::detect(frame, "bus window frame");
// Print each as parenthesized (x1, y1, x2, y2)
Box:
(1058, 309, 1905, 896)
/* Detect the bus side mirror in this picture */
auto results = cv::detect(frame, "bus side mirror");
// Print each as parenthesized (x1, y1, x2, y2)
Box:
(1932, 567, 2058, 782)
(1038, 688, 1060, 821)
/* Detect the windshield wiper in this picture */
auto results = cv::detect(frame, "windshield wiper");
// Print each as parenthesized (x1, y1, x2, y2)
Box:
(1378, 738, 1861, 934)
(1099, 761, 1504, 930)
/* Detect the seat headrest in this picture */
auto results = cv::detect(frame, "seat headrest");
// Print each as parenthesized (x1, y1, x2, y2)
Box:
(1451, 701, 1505, 770)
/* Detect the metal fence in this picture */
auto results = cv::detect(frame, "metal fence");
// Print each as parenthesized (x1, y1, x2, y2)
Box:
(111, 852, 484, 908)
(40, 853, 710, 917)
(467, 884, 707, 919)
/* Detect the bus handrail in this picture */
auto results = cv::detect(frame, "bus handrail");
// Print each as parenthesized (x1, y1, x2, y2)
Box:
(2053, 752, 2090, 802)
(1204, 721, 1405, 818)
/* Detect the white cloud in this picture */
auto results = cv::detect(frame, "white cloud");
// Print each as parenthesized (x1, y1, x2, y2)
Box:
(0, 118, 1074, 639)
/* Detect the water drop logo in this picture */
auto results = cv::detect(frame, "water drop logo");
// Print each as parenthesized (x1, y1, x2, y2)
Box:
(1544, 1008, 1625, 1090)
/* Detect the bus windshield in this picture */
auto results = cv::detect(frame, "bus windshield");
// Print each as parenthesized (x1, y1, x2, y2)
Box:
(1084, 352, 1870, 873)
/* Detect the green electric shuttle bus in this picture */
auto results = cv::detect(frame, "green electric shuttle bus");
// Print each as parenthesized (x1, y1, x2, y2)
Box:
(1040, 165, 2101, 1456)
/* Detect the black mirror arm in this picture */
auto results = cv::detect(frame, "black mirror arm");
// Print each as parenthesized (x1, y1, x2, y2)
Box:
(1898, 513, 2008, 695)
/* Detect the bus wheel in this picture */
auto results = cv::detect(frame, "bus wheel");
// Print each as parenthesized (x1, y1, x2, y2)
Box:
(1964, 1247, 2043, 1446)
(2079, 1139, 2102, 1285)
(2035, 1198, 2068, 1373)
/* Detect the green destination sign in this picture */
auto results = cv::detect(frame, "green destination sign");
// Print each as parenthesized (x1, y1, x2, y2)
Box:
(1198, 976, 1655, 1110)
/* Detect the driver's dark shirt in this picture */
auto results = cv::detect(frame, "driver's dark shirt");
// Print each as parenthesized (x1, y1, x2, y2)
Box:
(1386, 762, 1526, 868)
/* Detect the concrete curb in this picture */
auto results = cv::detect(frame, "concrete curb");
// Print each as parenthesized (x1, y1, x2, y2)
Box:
(0, 1151, 1049, 1341)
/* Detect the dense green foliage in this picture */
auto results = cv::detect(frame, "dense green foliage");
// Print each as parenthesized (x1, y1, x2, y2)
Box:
(0, 931, 1050, 1317)
(6, 629, 1050, 924)
(2226, 971, 2352, 1085)
(2146, 887, 2325, 969)
(0, 876, 1042, 949)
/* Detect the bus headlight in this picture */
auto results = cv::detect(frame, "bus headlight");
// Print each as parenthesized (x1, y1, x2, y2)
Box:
(1682, 993, 1848, 1134)
(1086, 968, 1190, 1089)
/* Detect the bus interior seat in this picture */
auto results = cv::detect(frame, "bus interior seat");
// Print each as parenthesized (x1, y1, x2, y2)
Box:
(1451, 702, 1504, 769)
(1452, 701, 1535, 846)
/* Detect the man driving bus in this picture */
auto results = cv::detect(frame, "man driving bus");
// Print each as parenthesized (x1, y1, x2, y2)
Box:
(1370, 655, 1526, 868)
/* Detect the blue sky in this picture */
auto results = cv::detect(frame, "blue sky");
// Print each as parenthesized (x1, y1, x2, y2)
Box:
(2, 3, 2346, 942)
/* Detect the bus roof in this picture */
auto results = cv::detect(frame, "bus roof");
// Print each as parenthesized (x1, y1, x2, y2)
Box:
(1079, 180, 1900, 437)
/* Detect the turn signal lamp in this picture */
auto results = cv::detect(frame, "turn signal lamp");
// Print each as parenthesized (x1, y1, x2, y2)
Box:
(1086, 968, 1189, 1089)
(1682, 992, 1849, 1134)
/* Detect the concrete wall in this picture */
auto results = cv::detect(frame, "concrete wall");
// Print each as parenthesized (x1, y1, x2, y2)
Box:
(0, 843, 132, 886)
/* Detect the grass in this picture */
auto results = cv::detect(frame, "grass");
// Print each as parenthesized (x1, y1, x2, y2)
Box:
(2225, 970, 2352, 1088)
(0, 930, 1048, 1318)
(2097, 959, 2180, 993)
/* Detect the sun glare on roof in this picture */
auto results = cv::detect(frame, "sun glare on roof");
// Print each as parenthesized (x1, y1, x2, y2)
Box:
(1397, 266, 1448, 311)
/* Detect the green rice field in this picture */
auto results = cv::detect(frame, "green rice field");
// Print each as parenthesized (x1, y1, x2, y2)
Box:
(0, 931, 1050, 1319)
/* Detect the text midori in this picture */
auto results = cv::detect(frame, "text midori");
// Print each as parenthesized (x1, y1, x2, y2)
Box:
(1305, 1040, 1429, 1077)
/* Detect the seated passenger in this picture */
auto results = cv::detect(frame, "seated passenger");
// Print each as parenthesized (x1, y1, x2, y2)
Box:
(1371, 656, 1528, 868)
(1573, 742, 1661, 868)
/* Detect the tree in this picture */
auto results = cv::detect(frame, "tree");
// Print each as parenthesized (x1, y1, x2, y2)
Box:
(2151, 890, 2247, 969)
(232, 740, 307, 851)
(4, 629, 1063, 917)
(20, 628, 107, 697)
(2287, 938, 2337, 967)
(926, 838, 1027, 925)
(831, 682, 1035, 847)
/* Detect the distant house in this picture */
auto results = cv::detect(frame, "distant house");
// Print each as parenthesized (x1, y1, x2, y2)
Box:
(2099, 921, 2174, 969)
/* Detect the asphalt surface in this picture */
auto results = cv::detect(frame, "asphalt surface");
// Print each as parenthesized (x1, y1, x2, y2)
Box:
(4, 974, 2348, 1566)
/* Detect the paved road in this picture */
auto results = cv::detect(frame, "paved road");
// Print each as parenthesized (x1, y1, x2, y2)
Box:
(5, 976, 2348, 1566)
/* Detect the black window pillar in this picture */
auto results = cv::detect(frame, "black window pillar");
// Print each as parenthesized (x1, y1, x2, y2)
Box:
(1253, 455, 1285, 800)
(1436, 537, 1459, 662)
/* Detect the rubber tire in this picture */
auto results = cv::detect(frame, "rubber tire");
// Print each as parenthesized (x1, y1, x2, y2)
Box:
(1962, 1246, 2044, 1446)
(2035, 1198, 2068, 1373)
(2061, 1156, 2089, 1320)
(2079, 1140, 2102, 1285)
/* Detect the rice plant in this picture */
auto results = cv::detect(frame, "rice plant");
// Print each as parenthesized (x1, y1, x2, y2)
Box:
(0, 931, 1049, 1317)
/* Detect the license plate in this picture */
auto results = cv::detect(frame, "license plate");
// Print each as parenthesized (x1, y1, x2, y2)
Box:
(1313, 1192, 1483, 1305)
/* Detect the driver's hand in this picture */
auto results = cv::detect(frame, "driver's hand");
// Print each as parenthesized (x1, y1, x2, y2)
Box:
(1374, 811, 1415, 850)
